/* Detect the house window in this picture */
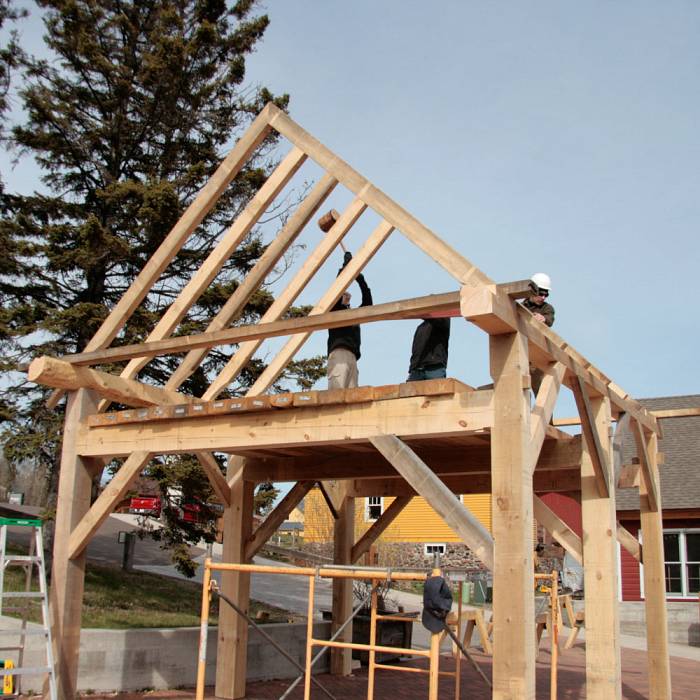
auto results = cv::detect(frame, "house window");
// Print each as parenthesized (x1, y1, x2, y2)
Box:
(424, 543, 447, 556)
(660, 530, 700, 598)
(365, 497, 383, 521)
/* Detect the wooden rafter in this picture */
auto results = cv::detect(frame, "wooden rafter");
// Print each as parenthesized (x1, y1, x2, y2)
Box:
(116, 146, 308, 384)
(244, 480, 313, 560)
(265, 105, 492, 288)
(246, 219, 394, 396)
(351, 496, 411, 563)
(166, 172, 339, 393)
(28, 356, 193, 408)
(571, 374, 610, 497)
(47, 105, 275, 410)
(200, 192, 362, 399)
(68, 450, 152, 559)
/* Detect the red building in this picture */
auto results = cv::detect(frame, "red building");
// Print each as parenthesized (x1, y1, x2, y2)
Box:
(542, 394, 700, 602)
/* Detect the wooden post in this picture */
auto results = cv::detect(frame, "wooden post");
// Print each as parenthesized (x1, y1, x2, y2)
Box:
(489, 332, 535, 700)
(580, 394, 621, 700)
(330, 488, 354, 675)
(50, 389, 100, 700)
(639, 432, 672, 699)
(215, 467, 255, 699)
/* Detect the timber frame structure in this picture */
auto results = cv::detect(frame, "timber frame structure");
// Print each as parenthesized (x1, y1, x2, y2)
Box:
(29, 103, 671, 700)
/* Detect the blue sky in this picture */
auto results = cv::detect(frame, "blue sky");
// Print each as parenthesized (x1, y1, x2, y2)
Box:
(3, 2, 698, 419)
(241, 1, 699, 414)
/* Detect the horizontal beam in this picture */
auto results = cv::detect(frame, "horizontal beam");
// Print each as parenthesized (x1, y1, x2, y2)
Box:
(64, 291, 461, 367)
(76, 391, 494, 458)
(29, 356, 193, 407)
(460, 284, 658, 435)
(241, 435, 582, 483)
(348, 469, 581, 497)
(651, 407, 700, 419)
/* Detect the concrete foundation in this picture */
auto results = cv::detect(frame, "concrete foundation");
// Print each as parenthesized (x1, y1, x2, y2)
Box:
(0, 619, 331, 693)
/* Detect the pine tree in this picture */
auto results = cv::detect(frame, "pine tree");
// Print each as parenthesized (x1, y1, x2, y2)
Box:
(0, 0, 324, 575)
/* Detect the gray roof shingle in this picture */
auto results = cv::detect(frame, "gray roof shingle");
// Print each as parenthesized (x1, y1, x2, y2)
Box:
(616, 395, 700, 511)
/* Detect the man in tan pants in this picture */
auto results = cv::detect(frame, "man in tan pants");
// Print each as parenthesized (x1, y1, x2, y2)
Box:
(318, 211, 373, 389)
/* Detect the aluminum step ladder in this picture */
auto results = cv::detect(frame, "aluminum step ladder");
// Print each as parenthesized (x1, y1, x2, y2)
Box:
(0, 517, 57, 700)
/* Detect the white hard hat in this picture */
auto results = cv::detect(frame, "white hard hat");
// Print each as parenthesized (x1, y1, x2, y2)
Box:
(530, 272, 551, 292)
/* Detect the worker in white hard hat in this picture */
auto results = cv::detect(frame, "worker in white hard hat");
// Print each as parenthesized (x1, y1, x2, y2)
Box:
(522, 273, 555, 396)
(522, 272, 555, 327)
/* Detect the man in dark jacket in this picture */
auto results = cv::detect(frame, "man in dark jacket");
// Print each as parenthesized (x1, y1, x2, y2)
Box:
(327, 251, 372, 389)
(407, 318, 451, 381)
(522, 272, 555, 395)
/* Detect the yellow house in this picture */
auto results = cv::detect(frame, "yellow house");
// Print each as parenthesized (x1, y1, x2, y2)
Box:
(303, 488, 492, 567)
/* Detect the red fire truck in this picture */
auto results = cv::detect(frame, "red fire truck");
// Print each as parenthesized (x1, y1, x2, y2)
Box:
(128, 496, 162, 517)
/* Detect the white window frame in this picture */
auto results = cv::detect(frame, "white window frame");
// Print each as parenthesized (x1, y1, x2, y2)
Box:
(364, 496, 384, 522)
(424, 543, 447, 556)
(639, 527, 700, 600)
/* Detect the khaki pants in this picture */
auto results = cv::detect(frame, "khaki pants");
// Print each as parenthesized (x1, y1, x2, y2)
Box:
(327, 348, 359, 389)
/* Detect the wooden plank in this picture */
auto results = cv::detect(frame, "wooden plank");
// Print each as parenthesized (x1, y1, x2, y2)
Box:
(460, 284, 659, 435)
(50, 390, 99, 700)
(369, 434, 494, 569)
(529, 362, 566, 474)
(616, 522, 641, 563)
(572, 375, 610, 497)
(215, 467, 255, 699)
(195, 452, 232, 507)
(632, 418, 659, 512)
(118, 147, 308, 383)
(246, 219, 395, 396)
(266, 104, 492, 288)
(89, 378, 476, 426)
(489, 332, 535, 699)
(580, 394, 621, 700)
(533, 496, 583, 565)
(497, 278, 534, 299)
(238, 435, 582, 483)
(66, 282, 452, 368)
(638, 432, 672, 700)
(29, 356, 192, 408)
(47, 106, 275, 409)
(245, 481, 313, 559)
(351, 496, 411, 562)
(79, 391, 493, 458)
(651, 407, 700, 418)
(348, 469, 581, 497)
(202, 196, 366, 400)
(68, 450, 152, 559)
(167, 172, 337, 394)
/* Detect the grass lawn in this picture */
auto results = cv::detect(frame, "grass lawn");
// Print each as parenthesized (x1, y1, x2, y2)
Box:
(3, 560, 296, 629)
